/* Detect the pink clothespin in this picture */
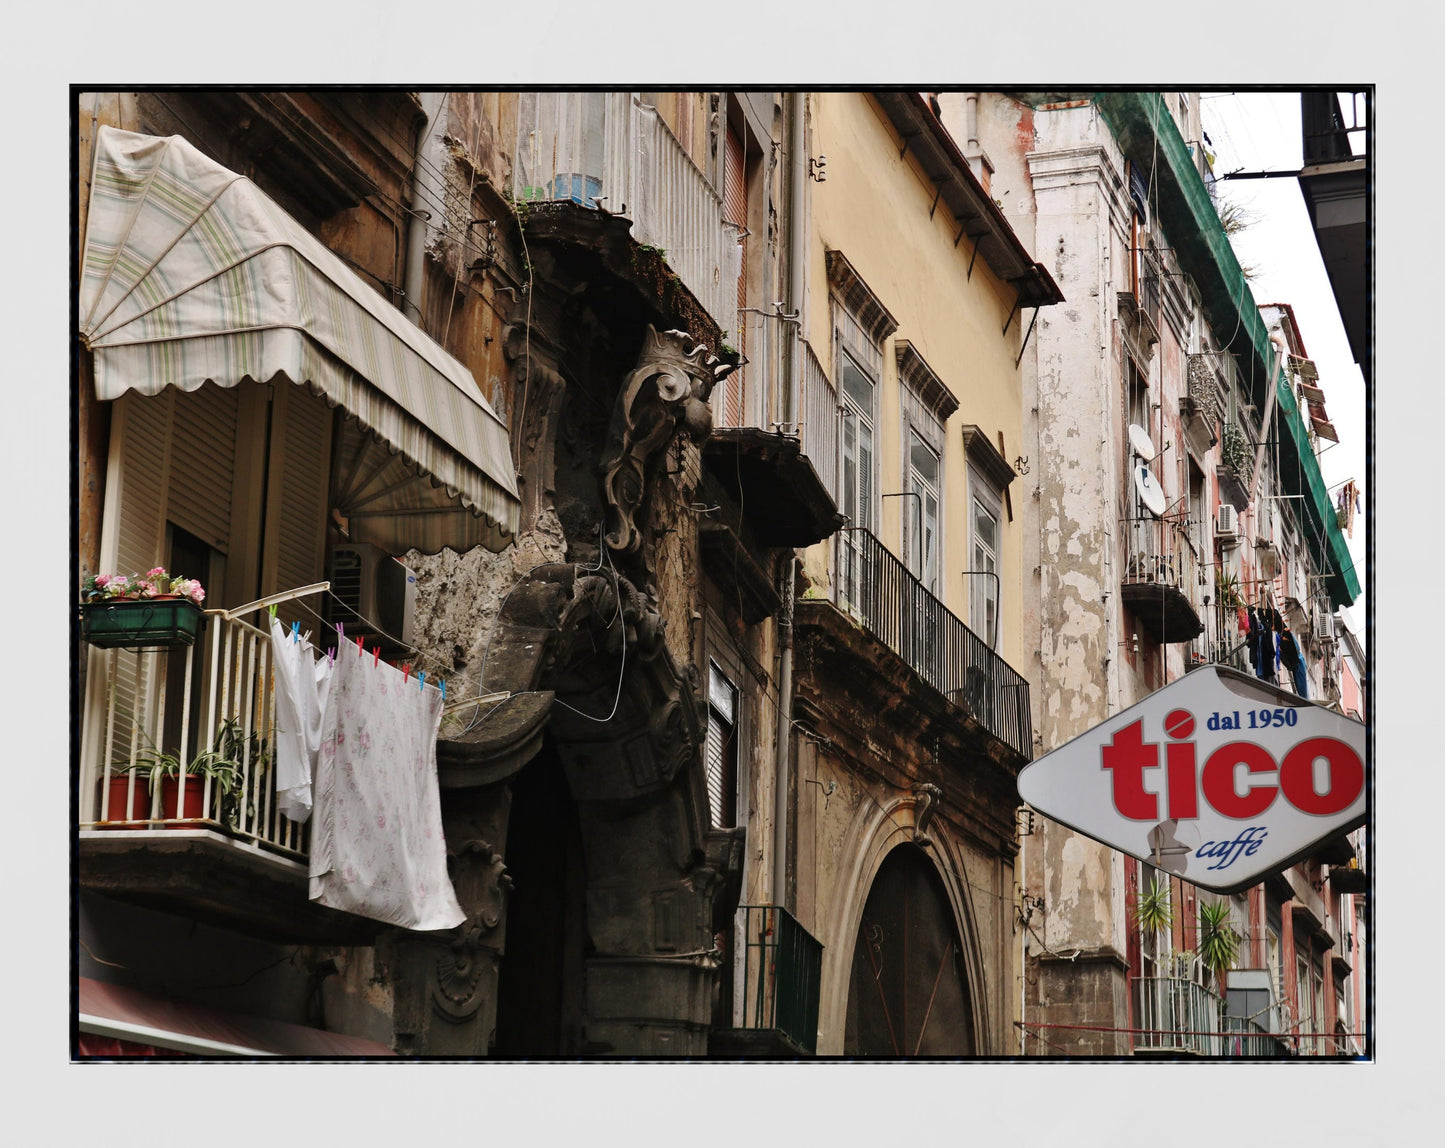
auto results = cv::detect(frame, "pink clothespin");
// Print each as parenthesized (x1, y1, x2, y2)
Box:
(373, 646, 381, 668)
(356, 634, 364, 656)
(327, 648, 335, 668)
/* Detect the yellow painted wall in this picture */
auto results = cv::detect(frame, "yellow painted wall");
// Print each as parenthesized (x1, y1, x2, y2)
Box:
(804, 94, 1030, 671)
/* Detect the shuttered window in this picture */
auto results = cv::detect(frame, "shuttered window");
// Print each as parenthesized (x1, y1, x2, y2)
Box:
(262, 385, 333, 630)
(719, 123, 748, 428)
(705, 662, 738, 828)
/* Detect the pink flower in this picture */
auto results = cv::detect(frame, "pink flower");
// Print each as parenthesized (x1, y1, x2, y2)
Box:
(94, 574, 111, 588)
(146, 567, 166, 578)
(188, 584, 205, 603)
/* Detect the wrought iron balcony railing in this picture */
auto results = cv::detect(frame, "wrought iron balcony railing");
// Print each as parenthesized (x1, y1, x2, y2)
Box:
(734, 905, 822, 1055)
(832, 528, 1032, 759)
(1133, 975, 1224, 1056)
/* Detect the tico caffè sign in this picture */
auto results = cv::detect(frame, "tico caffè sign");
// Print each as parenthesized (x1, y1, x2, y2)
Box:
(1016, 665, 1366, 893)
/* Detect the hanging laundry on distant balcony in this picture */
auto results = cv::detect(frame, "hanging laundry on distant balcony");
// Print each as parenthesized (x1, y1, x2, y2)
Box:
(269, 617, 333, 824)
(309, 645, 464, 932)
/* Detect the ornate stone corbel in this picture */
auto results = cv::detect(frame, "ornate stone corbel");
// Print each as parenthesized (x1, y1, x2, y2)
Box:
(430, 839, 513, 1024)
(599, 325, 736, 554)
(913, 783, 943, 848)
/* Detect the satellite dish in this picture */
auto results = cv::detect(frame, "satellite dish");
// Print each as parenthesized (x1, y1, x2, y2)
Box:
(1135, 465, 1166, 517)
(1128, 423, 1157, 461)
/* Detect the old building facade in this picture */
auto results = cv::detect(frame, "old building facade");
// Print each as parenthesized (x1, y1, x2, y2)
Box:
(74, 89, 1060, 1057)
(949, 90, 1365, 1056)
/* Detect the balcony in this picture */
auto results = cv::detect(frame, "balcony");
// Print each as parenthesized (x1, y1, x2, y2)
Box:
(513, 92, 737, 329)
(1133, 975, 1223, 1056)
(832, 528, 1033, 759)
(711, 905, 822, 1056)
(1120, 516, 1205, 644)
(78, 605, 374, 943)
(1183, 354, 1223, 455)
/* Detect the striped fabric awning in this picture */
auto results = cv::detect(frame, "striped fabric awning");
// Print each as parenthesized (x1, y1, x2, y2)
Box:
(80, 126, 520, 554)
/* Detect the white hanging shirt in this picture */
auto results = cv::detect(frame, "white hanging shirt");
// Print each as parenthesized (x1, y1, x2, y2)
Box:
(269, 618, 332, 824)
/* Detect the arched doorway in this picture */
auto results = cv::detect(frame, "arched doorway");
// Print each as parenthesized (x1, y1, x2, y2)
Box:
(843, 845, 976, 1055)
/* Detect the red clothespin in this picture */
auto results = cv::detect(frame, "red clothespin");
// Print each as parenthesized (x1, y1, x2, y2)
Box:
(373, 646, 381, 668)
(403, 663, 410, 683)
(357, 634, 364, 657)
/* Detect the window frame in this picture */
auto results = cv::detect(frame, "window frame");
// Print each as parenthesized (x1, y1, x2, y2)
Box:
(967, 462, 1004, 650)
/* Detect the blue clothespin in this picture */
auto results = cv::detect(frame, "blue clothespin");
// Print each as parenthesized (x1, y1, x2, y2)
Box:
(440, 679, 446, 702)
(419, 671, 426, 693)
(291, 620, 299, 643)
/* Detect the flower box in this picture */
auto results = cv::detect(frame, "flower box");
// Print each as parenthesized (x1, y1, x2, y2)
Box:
(80, 597, 206, 649)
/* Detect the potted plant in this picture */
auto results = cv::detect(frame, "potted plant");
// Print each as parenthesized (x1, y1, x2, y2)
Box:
(1130, 876, 1174, 934)
(97, 766, 154, 827)
(1196, 899, 1241, 991)
(138, 723, 243, 827)
(80, 567, 207, 649)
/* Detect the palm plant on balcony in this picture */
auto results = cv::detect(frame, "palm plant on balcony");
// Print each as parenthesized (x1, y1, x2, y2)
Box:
(1130, 877, 1174, 934)
(1196, 900, 1241, 991)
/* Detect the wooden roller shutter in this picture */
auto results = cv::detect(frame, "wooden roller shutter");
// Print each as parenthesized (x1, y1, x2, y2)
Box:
(261, 385, 333, 630)
(722, 124, 748, 428)
(166, 383, 238, 557)
(705, 662, 738, 828)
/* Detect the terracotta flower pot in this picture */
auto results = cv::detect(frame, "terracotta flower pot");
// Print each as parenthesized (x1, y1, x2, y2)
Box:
(159, 776, 209, 826)
(99, 774, 152, 828)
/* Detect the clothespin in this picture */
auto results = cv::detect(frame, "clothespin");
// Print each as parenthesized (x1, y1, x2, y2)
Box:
(291, 620, 300, 643)
(337, 621, 345, 644)
(419, 671, 427, 693)
(357, 634, 364, 657)
(440, 679, 446, 701)
(373, 646, 381, 668)
(403, 663, 410, 683)
(327, 648, 335, 668)
(267, 604, 277, 622)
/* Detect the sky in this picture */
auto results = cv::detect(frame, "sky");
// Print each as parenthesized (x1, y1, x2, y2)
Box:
(1199, 91, 1368, 646)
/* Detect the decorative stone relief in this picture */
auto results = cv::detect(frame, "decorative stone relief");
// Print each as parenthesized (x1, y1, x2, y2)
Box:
(430, 838, 513, 1024)
(600, 325, 736, 554)
(913, 783, 943, 848)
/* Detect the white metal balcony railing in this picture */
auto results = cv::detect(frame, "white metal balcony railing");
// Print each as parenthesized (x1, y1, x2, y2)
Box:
(1133, 975, 1224, 1056)
(80, 604, 306, 860)
(797, 339, 838, 500)
(514, 92, 740, 330)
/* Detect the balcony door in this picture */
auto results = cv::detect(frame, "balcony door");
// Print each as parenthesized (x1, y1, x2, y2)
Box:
(838, 347, 876, 615)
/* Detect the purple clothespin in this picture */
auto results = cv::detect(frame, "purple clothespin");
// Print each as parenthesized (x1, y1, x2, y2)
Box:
(327, 647, 335, 668)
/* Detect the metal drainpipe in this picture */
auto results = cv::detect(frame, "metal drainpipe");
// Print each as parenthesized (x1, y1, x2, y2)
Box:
(773, 556, 796, 910)
(402, 92, 447, 326)
(965, 92, 980, 154)
(771, 92, 808, 912)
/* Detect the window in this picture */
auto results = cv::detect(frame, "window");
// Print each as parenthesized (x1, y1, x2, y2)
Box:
(839, 348, 877, 536)
(896, 339, 956, 597)
(907, 429, 941, 593)
(970, 479, 1001, 649)
(960, 425, 1016, 652)
(705, 661, 739, 828)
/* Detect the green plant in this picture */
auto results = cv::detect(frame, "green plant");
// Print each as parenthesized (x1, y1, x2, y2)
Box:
(1220, 422, 1253, 478)
(1130, 877, 1174, 934)
(1215, 569, 1244, 610)
(1197, 899, 1241, 988)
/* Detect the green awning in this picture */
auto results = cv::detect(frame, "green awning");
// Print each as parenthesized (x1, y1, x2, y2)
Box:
(1095, 93, 1359, 607)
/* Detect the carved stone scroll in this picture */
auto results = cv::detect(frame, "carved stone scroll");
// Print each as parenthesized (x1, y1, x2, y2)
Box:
(599, 325, 736, 554)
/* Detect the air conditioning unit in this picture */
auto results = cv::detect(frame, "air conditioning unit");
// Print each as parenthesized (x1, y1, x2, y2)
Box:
(1216, 504, 1239, 540)
(327, 543, 417, 648)
(1314, 605, 1335, 641)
